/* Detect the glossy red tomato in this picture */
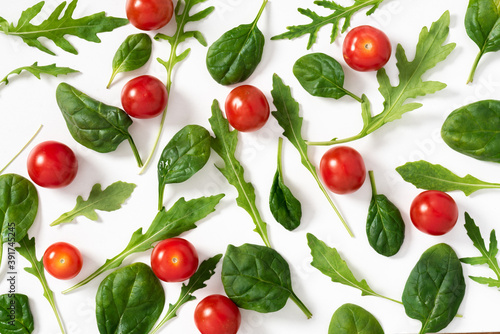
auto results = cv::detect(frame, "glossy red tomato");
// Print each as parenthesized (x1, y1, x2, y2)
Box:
(410, 190, 459, 236)
(43, 242, 83, 280)
(343, 25, 391, 71)
(27, 141, 78, 188)
(126, 0, 174, 31)
(121, 75, 168, 119)
(150, 238, 199, 282)
(194, 294, 241, 334)
(224, 85, 270, 132)
(319, 146, 366, 194)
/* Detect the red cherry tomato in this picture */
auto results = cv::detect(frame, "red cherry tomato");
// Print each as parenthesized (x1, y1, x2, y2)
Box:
(194, 294, 241, 334)
(125, 0, 174, 31)
(343, 25, 391, 71)
(43, 242, 83, 280)
(319, 146, 366, 194)
(410, 190, 459, 236)
(27, 141, 78, 188)
(121, 75, 168, 119)
(224, 85, 270, 132)
(150, 238, 199, 282)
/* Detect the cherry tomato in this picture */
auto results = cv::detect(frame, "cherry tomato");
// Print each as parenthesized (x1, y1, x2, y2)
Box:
(43, 242, 83, 280)
(343, 25, 391, 71)
(224, 85, 270, 132)
(150, 238, 199, 282)
(194, 294, 241, 334)
(410, 190, 458, 236)
(121, 75, 168, 119)
(126, 0, 174, 31)
(27, 141, 78, 188)
(319, 146, 366, 194)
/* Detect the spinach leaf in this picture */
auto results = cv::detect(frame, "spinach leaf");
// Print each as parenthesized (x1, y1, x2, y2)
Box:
(0, 174, 38, 264)
(0, 62, 78, 88)
(402, 243, 465, 334)
(96, 263, 164, 334)
(328, 303, 384, 334)
(107, 33, 152, 88)
(271, 74, 353, 237)
(461, 212, 500, 289)
(56, 82, 143, 167)
(465, 0, 500, 83)
(0, 0, 128, 55)
(64, 194, 224, 294)
(272, 0, 385, 49)
(269, 137, 302, 231)
(206, 0, 268, 85)
(0, 294, 34, 334)
(293, 53, 361, 102)
(51, 181, 136, 226)
(158, 125, 211, 210)
(396, 160, 500, 195)
(221, 243, 312, 318)
(441, 100, 500, 163)
(366, 171, 404, 257)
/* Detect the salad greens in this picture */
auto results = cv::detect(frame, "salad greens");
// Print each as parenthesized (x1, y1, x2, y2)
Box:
(0, 294, 34, 334)
(328, 303, 384, 334)
(0, 62, 78, 88)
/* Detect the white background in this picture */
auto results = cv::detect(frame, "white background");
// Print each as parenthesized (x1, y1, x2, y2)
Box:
(1, 0, 500, 333)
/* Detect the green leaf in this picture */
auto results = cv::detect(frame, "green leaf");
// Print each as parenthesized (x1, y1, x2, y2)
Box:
(50, 181, 136, 226)
(269, 137, 302, 231)
(271, 0, 385, 49)
(402, 243, 465, 334)
(441, 100, 500, 163)
(63, 194, 224, 294)
(96, 263, 165, 334)
(396, 160, 500, 195)
(158, 125, 211, 210)
(0, 294, 34, 334)
(206, 0, 267, 85)
(107, 33, 152, 88)
(0, 0, 128, 55)
(328, 303, 384, 334)
(0, 62, 78, 87)
(366, 171, 404, 257)
(209, 100, 271, 248)
(56, 82, 143, 167)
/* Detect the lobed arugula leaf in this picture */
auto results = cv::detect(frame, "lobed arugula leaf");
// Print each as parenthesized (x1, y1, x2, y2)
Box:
(0, 62, 78, 87)
(0, 294, 34, 334)
(0, 0, 128, 55)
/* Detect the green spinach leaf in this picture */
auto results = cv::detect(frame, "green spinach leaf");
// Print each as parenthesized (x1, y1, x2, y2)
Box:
(328, 303, 384, 334)
(0, 62, 78, 87)
(96, 263, 164, 334)
(107, 33, 152, 88)
(441, 100, 500, 163)
(206, 0, 268, 85)
(402, 243, 465, 334)
(0, 294, 34, 334)
(366, 171, 404, 257)
(158, 125, 211, 210)
(56, 82, 143, 167)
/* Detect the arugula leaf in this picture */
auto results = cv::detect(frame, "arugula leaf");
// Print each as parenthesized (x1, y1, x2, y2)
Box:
(209, 100, 271, 248)
(50, 181, 136, 226)
(0, 0, 128, 55)
(461, 212, 500, 289)
(271, 0, 385, 49)
(63, 194, 224, 294)
(0, 62, 78, 87)
(308, 11, 455, 146)
(396, 160, 500, 196)
(0, 294, 34, 334)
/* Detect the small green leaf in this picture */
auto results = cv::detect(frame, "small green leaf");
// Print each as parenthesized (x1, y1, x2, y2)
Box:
(328, 303, 384, 334)
(0, 62, 78, 87)
(0, 294, 34, 334)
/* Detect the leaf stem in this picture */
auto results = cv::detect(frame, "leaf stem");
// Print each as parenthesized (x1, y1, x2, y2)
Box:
(253, 0, 269, 25)
(368, 170, 377, 197)
(289, 291, 313, 319)
(345, 90, 363, 103)
(0, 124, 43, 174)
(306, 132, 363, 146)
(128, 136, 143, 167)
(467, 49, 484, 84)
(277, 137, 284, 180)
(106, 71, 118, 89)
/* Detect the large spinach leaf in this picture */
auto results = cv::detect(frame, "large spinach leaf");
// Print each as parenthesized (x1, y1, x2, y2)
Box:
(328, 303, 384, 334)
(96, 263, 164, 334)
(0, 294, 34, 334)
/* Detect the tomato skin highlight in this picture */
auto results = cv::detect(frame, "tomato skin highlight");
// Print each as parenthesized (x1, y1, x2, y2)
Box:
(150, 238, 199, 282)
(410, 190, 459, 236)
(343, 25, 392, 71)
(27, 141, 78, 188)
(319, 146, 366, 194)
(125, 0, 174, 31)
(121, 75, 168, 119)
(194, 294, 241, 334)
(224, 85, 270, 132)
(43, 242, 83, 280)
